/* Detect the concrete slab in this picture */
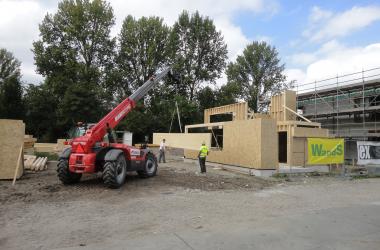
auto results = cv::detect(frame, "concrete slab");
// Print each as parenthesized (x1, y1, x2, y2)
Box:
(184, 158, 276, 177)
(365, 165, 380, 176)
(279, 165, 329, 174)
(184, 159, 331, 177)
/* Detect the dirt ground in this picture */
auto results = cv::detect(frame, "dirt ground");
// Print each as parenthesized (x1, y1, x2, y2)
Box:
(1, 151, 380, 250)
(0, 158, 277, 206)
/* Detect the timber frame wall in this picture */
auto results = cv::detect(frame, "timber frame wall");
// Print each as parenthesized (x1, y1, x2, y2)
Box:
(157, 90, 330, 169)
(184, 118, 278, 170)
(204, 102, 248, 123)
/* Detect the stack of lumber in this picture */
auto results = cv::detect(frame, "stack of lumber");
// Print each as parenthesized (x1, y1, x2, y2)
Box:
(34, 143, 57, 153)
(56, 139, 70, 152)
(33, 139, 70, 153)
(24, 155, 48, 171)
(24, 135, 37, 149)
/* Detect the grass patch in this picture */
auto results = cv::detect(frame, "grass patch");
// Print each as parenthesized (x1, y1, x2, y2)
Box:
(272, 173, 288, 178)
(351, 174, 380, 179)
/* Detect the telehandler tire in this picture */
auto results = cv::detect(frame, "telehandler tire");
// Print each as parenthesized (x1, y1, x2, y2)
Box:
(103, 154, 127, 189)
(57, 159, 82, 184)
(137, 153, 158, 178)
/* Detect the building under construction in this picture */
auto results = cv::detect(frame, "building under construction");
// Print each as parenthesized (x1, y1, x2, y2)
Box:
(154, 90, 329, 174)
(296, 67, 380, 161)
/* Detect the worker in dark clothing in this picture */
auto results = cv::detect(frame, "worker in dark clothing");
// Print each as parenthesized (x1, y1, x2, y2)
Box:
(159, 139, 166, 163)
(198, 142, 209, 173)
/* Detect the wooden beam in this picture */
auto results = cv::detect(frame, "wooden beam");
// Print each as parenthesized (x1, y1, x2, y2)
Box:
(153, 133, 211, 150)
(185, 122, 227, 130)
(12, 146, 23, 185)
(282, 105, 312, 123)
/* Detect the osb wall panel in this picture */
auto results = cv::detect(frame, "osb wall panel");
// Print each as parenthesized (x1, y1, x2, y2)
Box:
(0, 119, 24, 179)
(291, 138, 307, 166)
(270, 90, 296, 121)
(292, 127, 329, 138)
(153, 133, 211, 150)
(184, 119, 278, 169)
(204, 102, 248, 123)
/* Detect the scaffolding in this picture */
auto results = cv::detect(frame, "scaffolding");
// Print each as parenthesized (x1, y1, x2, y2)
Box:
(295, 67, 380, 140)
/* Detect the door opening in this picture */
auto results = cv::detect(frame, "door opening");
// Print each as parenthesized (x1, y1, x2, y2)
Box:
(279, 132, 287, 163)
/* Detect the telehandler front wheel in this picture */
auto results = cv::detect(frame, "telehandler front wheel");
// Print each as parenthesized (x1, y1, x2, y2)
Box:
(57, 159, 82, 184)
(103, 154, 127, 189)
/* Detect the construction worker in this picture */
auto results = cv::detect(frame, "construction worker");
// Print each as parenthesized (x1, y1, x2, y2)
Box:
(198, 142, 209, 173)
(159, 139, 166, 163)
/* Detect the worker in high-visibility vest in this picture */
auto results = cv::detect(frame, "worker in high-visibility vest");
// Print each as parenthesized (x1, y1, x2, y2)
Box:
(198, 142, 209, 173)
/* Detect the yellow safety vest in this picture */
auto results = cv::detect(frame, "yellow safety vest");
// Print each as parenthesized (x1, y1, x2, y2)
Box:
(199, 145, 209, 158)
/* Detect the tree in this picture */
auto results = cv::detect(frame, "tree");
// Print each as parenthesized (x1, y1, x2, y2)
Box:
(24, 85, 57, 141)
(170, 11, 228, 101)
(32, 0, 116, 138)
(0, 48, 21, 85)
(116, 15, 171, 99)
(226, 41, 290, 112)
(114, 16, 177, 140)
(216, 83, 240, 106)
(57, 83, 105, 126)
(0, 48, 24, 119)
(33, 0, 115, 91)
(196, 86, 218, 111)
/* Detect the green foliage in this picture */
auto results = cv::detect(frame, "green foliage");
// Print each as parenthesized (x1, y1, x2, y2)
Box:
(31, 0, 116, 140)
(24, 84, 58, 141)
(196, 86, 218, 112)
(0, 48, 21, 85)
(196, 84, 240, 114)
(170, 11, 228, 100)
(216, 84, 240, 106)
(0, 48, 24, 119)
(0, 76, 24, 119)
(114, 15, 176, 141)
(23, 2, 289, 143)
(33, 0, 115, 89)
(57, 83, 106, 126)
(226, 41, 289, 112)
(116, 15, 171, 99)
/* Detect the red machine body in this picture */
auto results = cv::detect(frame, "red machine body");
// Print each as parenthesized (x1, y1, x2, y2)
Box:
(58, 67, 173, 188)
(68, 97, 138, 174)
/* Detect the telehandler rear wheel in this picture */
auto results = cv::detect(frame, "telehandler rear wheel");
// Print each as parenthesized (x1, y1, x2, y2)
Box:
(103, 154, 127, 189)
(57, 159, 82, 184)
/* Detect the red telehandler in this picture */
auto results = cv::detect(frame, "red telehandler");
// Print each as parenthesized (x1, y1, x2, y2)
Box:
(58, 67, 175, 188)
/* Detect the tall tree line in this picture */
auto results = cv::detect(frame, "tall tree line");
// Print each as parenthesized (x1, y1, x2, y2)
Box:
(1, 0, 290, 142)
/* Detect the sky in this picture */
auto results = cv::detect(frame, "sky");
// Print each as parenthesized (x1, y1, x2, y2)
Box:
(1, 0, 380, 89)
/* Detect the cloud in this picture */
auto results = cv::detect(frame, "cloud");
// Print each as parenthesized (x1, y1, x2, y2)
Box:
(0, 0, 278, 84)
(284, 68, 306, 86)
(289, 40, 344, 66)
(286, 42, 380, 89)
(309, 6, 332, 23)
(0, 0, 55, 84)
(304, 5, 380, 42)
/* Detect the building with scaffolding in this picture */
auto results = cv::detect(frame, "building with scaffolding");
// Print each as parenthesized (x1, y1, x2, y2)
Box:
(296, 67, 380, 161)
